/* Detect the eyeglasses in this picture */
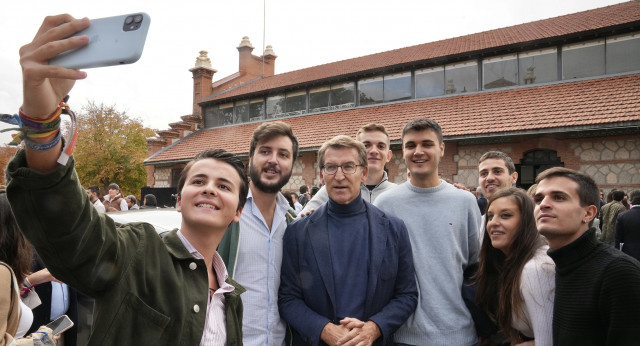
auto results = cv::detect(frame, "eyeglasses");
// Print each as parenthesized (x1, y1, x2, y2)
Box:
(321, 163, 362, 175)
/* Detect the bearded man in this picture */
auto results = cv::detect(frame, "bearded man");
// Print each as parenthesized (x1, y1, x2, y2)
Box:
(218, 121, 299, 346)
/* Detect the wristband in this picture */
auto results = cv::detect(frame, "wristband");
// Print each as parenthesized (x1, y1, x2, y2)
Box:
(2, 97, 78, 165)
(25, 130, 62, 151)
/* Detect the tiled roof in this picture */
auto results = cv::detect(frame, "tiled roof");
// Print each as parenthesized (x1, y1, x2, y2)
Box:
(202, 1, 640, 103)
(145, 73, 640, 164)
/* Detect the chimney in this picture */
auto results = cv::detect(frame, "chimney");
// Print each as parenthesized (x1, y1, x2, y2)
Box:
(189, 51, 217, 117)
(237, 36, 255, 74)
(261, 45, 277, 77)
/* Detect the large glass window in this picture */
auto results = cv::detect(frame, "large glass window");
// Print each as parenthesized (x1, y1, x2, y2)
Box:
(286, 90, 307, 114)
(483, 54, 517, 89)
(235, 100, 249, 124)
(562, 39, 605, 79)
(384, 72, 412, 102)
(518, 48, 558, 85)
(204, 105, 221, 128)
(606, 32, 640, 74)
(445, 61, 478, 94)
(249, 98, 264, 121)
(358, 76, 383, 105)
(415, 67, 444, 98)
(219, 103, 234, 125)
(266, 95, 285, 119)
(331, 82, 355, 107)
(309, 86, 330, 112)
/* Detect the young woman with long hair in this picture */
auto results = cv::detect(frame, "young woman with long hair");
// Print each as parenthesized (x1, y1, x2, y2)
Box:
(475, 187, 555, 345)
(0, 189, 34, 340)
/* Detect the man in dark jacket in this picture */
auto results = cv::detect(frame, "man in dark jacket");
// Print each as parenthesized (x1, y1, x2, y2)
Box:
(615, 190, 640, 261)
(9, 15, 248, 345)
(279, 135, 417, 346)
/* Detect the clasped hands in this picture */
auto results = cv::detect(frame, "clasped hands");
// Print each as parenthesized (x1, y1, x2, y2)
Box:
(321, 317, 381, 346)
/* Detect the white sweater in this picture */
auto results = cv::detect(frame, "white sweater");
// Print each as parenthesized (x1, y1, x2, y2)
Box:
(512, 245, 556, 346)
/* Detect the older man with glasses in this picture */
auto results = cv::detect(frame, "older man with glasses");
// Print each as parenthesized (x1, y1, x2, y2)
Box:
(279, 135, 417, 346)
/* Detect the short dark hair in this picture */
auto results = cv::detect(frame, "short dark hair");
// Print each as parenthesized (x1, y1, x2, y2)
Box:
(611, 190, 625, 202)
(479, 151, 516, 175)
(249, 121, 299, 163)
(144, 194, 158, 207)
(108, 183, 120, 191)
(401, 118, 443, 144)
(87, 185, 101, 197)
(629, 190, 640, 205)
(310, 186, 319, 196)
(535, 167, 599, 209)
(177, 149, 249, 211)
(356, 123, 390, 144)
(299, 185, 308, 194)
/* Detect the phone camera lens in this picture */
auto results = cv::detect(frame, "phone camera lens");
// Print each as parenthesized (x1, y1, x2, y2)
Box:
(125, 16, 134, 25)
(134, 15, 143, 23)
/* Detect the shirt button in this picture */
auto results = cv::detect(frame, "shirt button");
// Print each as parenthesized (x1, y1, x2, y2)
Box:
(189, 262, 197, 270)
(193, 304, 200, 313)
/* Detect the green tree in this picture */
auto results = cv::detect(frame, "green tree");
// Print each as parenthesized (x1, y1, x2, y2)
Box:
(0, 145, 18, 186)
(71, 101, 156, 197)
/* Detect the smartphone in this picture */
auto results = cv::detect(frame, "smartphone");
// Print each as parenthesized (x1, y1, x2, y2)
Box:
(45, 314, 74, 335)
(49, 13, 150, 69)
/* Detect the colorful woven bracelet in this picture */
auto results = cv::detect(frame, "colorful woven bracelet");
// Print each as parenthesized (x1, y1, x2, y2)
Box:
(18, 103, 63, 127)
(19, 115, 62, 131)
(5, 97, 78, 165)
(26, 128, 59, 140)
(25, 130, 62, 151)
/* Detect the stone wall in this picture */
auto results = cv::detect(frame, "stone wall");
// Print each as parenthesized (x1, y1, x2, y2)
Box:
(153, 168, 172, 188)
(283, 159, 305, 192)
(571, 137, 640, 191)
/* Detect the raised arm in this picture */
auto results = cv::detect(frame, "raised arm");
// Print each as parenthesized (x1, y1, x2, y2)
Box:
(20, 14, 89, 172)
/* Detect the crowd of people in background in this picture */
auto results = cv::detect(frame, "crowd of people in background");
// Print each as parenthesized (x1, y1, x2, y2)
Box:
(84, 184, 159, 213)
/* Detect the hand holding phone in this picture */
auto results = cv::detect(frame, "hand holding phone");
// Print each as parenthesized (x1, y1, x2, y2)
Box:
(49, 13, 150, 69)
(45, 314, 74, 335)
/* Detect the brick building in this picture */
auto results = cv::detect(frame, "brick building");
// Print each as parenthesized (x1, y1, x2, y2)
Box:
(145, 1, 640, 195)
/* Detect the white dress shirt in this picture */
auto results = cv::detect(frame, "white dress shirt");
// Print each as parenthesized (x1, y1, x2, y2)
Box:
(177, 230, 235, 346)
(234, 189, 290, 346)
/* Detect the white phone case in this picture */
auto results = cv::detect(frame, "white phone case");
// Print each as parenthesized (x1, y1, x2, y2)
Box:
(49, 13, 150, 69)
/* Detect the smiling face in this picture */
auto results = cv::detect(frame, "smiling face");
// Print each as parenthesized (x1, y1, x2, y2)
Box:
(177, 158, 243, 234)
(478, 158, 518, 199)
(321, 147, 368, 205)
(402, 129, 445, 188)
(357, 130, 392, 179)
(533, 176, 595, 249)
(486, 196, 521, 256)
(249, 135, 294, 194)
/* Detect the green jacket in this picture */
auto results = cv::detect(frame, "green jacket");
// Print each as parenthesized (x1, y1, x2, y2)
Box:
(6, 151, 245, 346)
(218, 207, 297, 276)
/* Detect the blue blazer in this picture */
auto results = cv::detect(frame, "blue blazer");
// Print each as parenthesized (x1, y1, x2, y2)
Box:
(278, 200, 418, 346)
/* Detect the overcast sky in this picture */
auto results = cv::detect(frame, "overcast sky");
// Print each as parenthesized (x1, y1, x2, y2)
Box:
(0, 0, 625, 143)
